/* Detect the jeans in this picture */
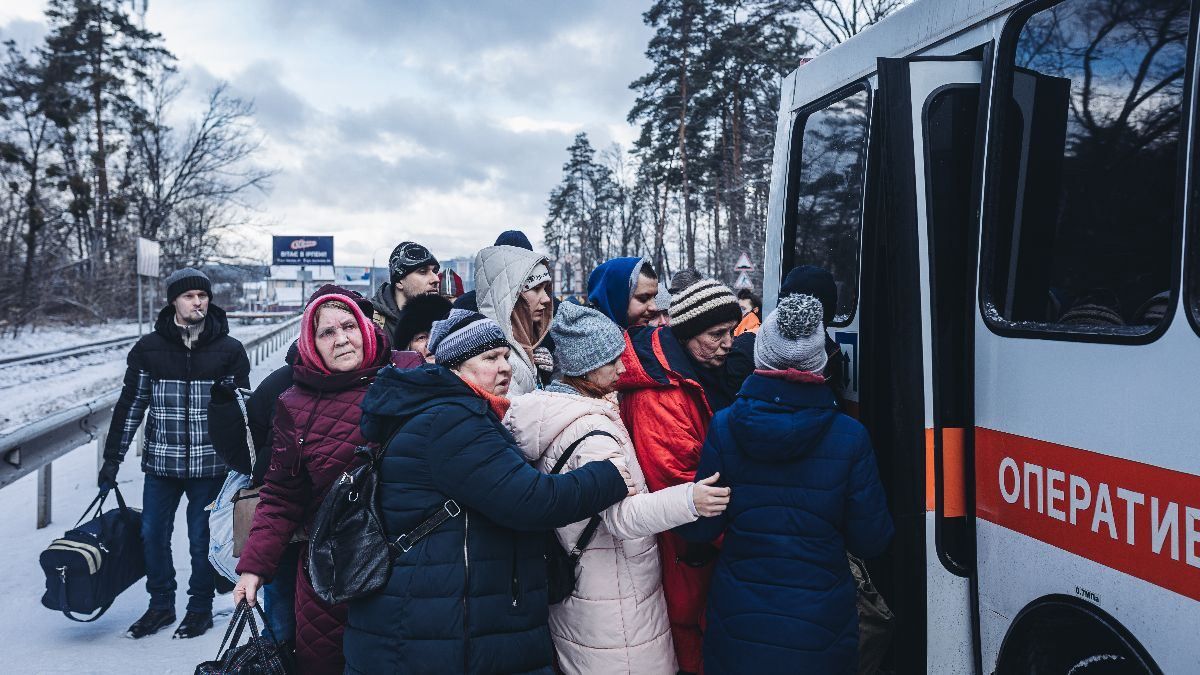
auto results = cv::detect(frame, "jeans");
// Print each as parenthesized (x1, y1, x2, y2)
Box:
(142, 473, 225, 614)
(262, 541, 300, 643)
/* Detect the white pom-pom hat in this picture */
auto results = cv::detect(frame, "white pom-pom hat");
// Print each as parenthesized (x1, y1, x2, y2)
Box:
(753, 294, 828, 373)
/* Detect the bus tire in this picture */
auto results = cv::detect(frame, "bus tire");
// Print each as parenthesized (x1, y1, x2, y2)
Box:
(994, 595, 1159, 675)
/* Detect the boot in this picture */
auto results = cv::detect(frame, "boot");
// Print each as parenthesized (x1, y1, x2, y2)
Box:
(125, 608, 176, 639)
(172, 611, 214, 639)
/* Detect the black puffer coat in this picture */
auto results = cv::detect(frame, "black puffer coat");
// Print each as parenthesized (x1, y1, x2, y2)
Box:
(104, 304, 251, 479)
(343, 364, 628, 674)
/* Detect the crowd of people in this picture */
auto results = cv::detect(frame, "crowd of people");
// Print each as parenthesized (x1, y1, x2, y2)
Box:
(97, 230, 894, 674)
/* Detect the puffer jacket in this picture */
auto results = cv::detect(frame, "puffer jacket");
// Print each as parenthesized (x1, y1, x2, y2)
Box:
(104, 304, 250, 479)
(614, 324, 730, 674)
(677, 373, 894, 674)
(504, 388, 696, 675)
(343, 364, 629, 675)
(474, 244, 551, 396)
(237, 290, 418, 675)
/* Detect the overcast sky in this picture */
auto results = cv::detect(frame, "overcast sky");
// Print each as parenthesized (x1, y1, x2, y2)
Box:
(0, 1, 654, 266)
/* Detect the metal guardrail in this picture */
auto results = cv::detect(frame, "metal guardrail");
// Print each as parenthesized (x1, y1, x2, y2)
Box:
(0, 314, 301, 527)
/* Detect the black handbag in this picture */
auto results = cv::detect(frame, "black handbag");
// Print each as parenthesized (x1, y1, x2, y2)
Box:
(849, 553, 895, 675)
(545, 430, 616, 605)
(195, 600, 294, 675)
(308, 437, 463, 605)
(39, 486, 145, 622)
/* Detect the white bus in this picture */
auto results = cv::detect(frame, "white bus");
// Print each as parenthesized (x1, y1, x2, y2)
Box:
(762, 0, 1200, 672)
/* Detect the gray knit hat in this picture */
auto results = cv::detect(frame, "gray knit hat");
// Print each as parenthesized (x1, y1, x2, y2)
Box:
(428, 308, 509, 367)
(550, 302, 626, 377)
(165, 267, 211, 302)
(755, 294, 828, 372)
(670, 278, 742, 341)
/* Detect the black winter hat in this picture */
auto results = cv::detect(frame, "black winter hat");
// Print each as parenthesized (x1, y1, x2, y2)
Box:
(165, 267, 212, 302)
(389, 241, 439, 282)
(493, 230, 533, 251)
(781, 265, 837, 325)
(394, 294, 453, 351)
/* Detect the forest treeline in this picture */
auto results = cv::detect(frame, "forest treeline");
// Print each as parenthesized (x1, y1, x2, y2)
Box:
(543, 0, 904, 292)
(0, 0, 270, 330)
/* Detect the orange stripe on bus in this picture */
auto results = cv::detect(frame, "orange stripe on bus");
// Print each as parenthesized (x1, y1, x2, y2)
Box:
(925, 427, 966, 517)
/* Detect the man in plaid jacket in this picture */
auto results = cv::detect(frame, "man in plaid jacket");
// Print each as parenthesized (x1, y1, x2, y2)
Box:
(99, 268, 251, 640)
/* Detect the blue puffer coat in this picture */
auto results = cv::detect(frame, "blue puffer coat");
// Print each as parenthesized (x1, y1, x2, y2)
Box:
(343, 364, 628, 675)
(677, 373, 894, 674)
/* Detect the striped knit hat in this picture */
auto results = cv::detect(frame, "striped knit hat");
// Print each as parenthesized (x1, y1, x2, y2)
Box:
(669, 278, 742, 341)
(428, 308, 510, 367)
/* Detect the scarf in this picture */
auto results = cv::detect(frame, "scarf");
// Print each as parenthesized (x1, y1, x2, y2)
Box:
(509, 295, 551, 370)
(463, 377, 511, 419)
(754, 368, 826, 384)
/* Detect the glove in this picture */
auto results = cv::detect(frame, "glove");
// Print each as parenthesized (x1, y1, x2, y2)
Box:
(210, 380, 238, 406)
(532, 346, 555, 375)
(97, 458, 120, 490)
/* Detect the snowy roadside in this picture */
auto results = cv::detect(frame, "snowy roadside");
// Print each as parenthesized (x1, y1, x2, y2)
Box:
(0, 339, 293, 674)
(0, 320, 295, 434)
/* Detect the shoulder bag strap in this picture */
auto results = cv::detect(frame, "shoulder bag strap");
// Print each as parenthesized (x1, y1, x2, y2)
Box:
(235, 388, 256, 472)
(549, 430, 620, 557)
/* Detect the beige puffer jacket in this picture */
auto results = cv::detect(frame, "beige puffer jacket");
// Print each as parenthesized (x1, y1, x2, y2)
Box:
(504, 388, 697, 675)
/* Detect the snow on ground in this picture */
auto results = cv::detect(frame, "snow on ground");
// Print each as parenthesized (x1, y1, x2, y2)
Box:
(0, 321, 143, 359)
(0, 319, 295, 434)
(0, 340, 292, 674)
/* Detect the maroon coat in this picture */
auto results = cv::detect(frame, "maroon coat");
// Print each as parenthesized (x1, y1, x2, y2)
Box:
(238, 339, 422, 675)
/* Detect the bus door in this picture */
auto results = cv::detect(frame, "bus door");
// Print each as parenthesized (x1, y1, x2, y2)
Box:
(866, 56, 985, 674)
(972, 1, 1195, 672)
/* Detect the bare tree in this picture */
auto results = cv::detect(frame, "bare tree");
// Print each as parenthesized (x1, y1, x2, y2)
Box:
(791, 0, 908, 49)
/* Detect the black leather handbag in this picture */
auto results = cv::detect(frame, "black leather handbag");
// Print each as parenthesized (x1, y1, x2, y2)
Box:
(306, 445, 392, 605)
(195, 600, 293, 675)
(545, 430, 616, 605)
(39, 486, 145, 622)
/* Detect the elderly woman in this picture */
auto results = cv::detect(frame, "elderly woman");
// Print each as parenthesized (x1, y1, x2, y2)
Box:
(233, 285, 421, 675)
(475, 244, 555, 395)
(678, 294, 894, 673)
(343, 309, 634, 674)
(616, 278, 753, 675)
(505, 302, 730, 674)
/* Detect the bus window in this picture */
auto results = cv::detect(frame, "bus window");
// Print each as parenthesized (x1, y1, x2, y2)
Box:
(785, 86, 870, 325)
(984, 0, 1188, 337)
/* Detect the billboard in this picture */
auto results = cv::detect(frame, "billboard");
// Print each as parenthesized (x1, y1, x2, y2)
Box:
(273, 236, 334, 266)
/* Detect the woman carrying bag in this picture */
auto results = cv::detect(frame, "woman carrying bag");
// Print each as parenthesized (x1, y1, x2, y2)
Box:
(232, 285, 421, 675)
(504, 302, 730, 674)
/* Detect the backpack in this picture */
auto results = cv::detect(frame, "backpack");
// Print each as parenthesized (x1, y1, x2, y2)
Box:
(545, 430, 617, 604)
(208, 388, 255, 583)
(39, 486, 145, 622)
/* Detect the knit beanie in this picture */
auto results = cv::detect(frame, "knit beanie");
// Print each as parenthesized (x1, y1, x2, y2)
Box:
(669, 279, 742, 341)
(165, 267, 211, 302)
(523, 263, 552, 292)
(550, 302, 626, 377)
(428, 308, 510, 367)
(654, 285, 671, 315)
(389, 241, 440, 281)
(494, 230, 534, 251)
(754, 294, 828, 373)
(781, 265, 838, 325)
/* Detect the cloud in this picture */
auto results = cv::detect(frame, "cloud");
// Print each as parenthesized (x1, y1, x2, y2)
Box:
(0, 17, 46, 53)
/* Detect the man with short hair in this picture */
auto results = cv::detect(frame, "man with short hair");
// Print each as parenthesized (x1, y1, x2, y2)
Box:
(98, 267, 251, 640)
(371, 241, 440, 336)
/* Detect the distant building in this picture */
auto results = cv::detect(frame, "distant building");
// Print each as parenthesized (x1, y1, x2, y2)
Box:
(267, 265, 335, 308)
(444, 257, 475, 292)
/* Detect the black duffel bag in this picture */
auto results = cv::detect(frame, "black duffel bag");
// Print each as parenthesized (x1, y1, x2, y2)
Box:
(39, 486, 145, 622)
(196, 600, 293, 675)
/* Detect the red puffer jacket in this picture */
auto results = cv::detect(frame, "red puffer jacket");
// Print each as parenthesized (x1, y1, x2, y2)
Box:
(615, 325, 717, 675)
(237, 288, 423, 675)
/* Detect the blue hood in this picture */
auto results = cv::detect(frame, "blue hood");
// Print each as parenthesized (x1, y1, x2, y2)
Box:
(358, 363, 486, 443)
(729, 374, 839, 462)
(587, 257, 644, 328)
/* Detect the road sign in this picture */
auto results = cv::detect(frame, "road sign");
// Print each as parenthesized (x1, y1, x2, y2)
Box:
(734, 252, 754, 271)
(734, 271, 753, 289)
(136, 238, 160, 277)
(273, 235, 334, 266)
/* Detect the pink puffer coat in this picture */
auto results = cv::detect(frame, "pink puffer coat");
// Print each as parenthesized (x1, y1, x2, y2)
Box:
(504, 388, 698, 675)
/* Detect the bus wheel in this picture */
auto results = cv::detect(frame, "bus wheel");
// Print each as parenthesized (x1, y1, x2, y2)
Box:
(995, 595, 1158, 675)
